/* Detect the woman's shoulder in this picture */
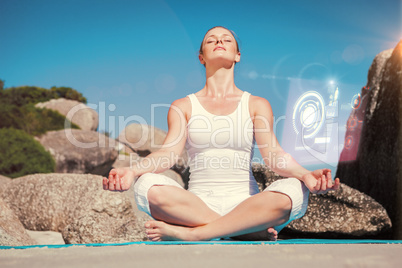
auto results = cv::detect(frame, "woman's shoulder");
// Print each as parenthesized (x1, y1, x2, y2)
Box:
(249, 94, 272, 107)
(169, 95, 192, 121)
(248, 94, 273, 116)
(171, 96, 191, 111)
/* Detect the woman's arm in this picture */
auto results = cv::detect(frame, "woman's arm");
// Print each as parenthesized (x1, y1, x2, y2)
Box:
(252, 96, 339, 194)
(132, 98, 188, 175)
(103, 97, 189, 191)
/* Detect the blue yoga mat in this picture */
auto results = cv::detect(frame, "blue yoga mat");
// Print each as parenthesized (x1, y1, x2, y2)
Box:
(1, 239, 402, 249)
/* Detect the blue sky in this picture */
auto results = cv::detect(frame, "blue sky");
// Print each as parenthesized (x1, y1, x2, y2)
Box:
(1, 0, 401, 172)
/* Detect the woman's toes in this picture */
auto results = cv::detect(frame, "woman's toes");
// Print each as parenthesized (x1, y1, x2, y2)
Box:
(146, 229, 157, 235)
(145, 220, 163, 229)
(147, 233, 160, 240)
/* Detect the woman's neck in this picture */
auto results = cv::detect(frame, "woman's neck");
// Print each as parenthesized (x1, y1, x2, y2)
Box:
(203, 66, 238, 97)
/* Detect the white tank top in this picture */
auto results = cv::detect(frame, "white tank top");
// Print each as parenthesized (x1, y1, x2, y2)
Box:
(185, 91, 260, 195)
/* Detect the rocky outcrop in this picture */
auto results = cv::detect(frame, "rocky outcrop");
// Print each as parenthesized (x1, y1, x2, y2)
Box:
(0, 175, 11, 194)
(25, 230, 65, 245)
(118, 124, 168, 155)
(0, 198, 36, 246)
(35, 98, 99, 131)
(62, 212, 145, 244)
(337, 49, 393, 164)
(38, 129, 118, 175)
(112, 151, 141, 169)
(252, 163, 392, 238)
(1, 173, 142, 244)
(336, 41, 402, 231)
(118, 123, 189, 174)
(112, 152, 185, 187)
(285, 184, 391, 238)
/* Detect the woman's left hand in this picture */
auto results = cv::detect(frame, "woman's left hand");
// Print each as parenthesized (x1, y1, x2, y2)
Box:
(301, 169, 340, 194)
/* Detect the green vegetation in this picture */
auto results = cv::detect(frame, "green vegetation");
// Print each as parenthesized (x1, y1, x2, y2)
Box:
(0, 85, 87, 106)
(0, 103, 79, 136)
(50, 86, 87, 104)
(0, 82, 83, 136)
(0, 128, 55, 178)
(0, 80, 87, 177)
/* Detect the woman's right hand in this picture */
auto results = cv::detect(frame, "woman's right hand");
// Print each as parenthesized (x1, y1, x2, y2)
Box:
(103, 167, 137, 191)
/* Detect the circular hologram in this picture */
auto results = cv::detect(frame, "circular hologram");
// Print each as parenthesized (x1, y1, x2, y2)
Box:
(345, 135, 354, 150)
(301, 104, 318, 128)
(292, 91, 325, 139)
(347, 115, 358, 130)
(351, 93, 361, 109)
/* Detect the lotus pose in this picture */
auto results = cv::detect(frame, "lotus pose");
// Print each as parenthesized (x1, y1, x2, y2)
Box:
(103, 26, 340, 241)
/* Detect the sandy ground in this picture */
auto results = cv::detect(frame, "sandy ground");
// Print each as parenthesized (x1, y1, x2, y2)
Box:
(1, 243, 402, 268)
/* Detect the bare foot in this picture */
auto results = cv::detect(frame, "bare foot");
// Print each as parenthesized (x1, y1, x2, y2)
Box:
(145, 220, 278, 242)
(145, 220, 196, 241)
(230, 227, 278, 241)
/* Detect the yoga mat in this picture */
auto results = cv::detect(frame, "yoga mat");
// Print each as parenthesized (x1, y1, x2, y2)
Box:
(1, 239, 402, 250)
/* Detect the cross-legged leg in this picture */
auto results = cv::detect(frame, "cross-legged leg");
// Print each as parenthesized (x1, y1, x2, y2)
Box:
(135, 173, 279, 241)
(134, 173, 221, 227)
(147, 185, 221, 227)
(145, 190, 292, 241)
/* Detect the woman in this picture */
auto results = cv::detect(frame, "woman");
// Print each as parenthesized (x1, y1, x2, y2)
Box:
(103, 26, 340, 241)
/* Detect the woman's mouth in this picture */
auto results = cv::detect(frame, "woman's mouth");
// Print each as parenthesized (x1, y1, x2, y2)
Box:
(214, 46, 226, 51)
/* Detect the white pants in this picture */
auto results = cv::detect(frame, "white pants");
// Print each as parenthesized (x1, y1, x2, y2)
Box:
(134, 173, 309, 232)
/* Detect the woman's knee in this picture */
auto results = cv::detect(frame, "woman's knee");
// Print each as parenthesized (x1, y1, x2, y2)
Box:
(147, 185, 169, 207)
(265, 192, 292, 222)
(276, 193, 292, 211)
(135, 172, 182, 206)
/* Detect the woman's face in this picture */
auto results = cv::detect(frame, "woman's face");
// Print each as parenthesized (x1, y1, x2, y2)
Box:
(199, 27, 240, 66)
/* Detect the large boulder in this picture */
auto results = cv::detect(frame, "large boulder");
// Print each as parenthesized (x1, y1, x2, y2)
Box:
(0, 197, 36, 246)
(1, 173, 144, 243)
(112, 152, 184, 187)
(252, 163, 392, 238)
(118, 123, 189, 174)
(0, 175, 11, 194)
(25, 230, 65, 245)
(337, 48, 393, 164)
(336, 41, 402, 233)
(38, 129, 118, 175)
(285, 184, 392, 238)
(62, 211, 145, 244)
(118, 123, 168, 155)
(35, 98, 99, 131)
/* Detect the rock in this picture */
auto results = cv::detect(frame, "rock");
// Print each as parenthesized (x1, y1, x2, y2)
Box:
(26, 230, 65, 245)
(112, 151, 183, 185)
(112, 151, 141, 169)
(0, 197, 36, 246)
(285, 184, 391, 238)
(1, 173, 141, 244)
(118, 123, 189, 171)
(35, 98, 99, 131)
(252, 163, 392, 238)
(38, 129, 118, 175)
(0, 175, 12, 194)
(366, 48, 394, 120)
(338, 49, 393, 163)
(336, 41, 402, 231)
(118, 123, 167, 155)
(62, 212, 146, 244)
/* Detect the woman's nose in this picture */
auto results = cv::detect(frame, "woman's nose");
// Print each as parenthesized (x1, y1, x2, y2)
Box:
(215, 39, 223, 45)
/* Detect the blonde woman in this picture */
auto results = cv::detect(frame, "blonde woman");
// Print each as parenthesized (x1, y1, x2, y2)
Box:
(103, 26, 340, 241)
